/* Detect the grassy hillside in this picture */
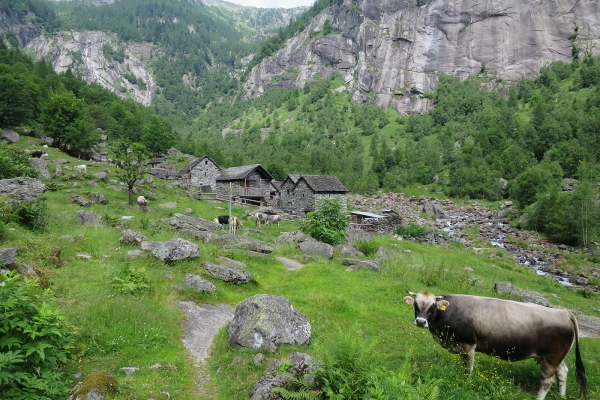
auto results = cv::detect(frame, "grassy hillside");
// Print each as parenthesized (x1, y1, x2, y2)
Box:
(2, 134, 599, 399)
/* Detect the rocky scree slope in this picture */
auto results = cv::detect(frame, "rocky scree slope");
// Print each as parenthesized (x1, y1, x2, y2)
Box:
(244, 0, 600, 113)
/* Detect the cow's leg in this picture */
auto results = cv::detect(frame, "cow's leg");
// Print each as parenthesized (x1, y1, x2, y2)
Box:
(537, 360, 558, 400)
(556, 360, 568, 397)
(459, 344, 476, 374)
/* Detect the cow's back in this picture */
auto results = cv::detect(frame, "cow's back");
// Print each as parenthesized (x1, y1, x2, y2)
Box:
(435, 295, 574, 361)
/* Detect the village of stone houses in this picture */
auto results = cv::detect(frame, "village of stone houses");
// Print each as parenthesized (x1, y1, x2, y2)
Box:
(2, 128, 600, 399)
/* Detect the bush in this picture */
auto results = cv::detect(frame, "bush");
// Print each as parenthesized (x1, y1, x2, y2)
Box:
(355, 239, 379, 257)
(0, 197, 46, 231)
(301, 198, 349, 245)
(112, 265, 150, 294)
(0, 271, 73, 399)
(0, 141, 40, 179)
(395, 223, 427, 238)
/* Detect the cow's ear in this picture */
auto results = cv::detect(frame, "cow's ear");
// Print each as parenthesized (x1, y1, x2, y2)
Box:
(403, 296, 415, 305)
(436, 300, 449, 311)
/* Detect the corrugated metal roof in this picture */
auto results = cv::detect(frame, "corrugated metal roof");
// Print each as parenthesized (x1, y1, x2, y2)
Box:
(351, 211, 386, 218)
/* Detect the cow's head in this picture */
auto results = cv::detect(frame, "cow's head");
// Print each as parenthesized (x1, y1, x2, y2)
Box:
(403, 291, 449, 329)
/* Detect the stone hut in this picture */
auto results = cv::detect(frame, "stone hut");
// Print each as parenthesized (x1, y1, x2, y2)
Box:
(177, 155, 221, 191)
(279, 174, 349, 216)
(215, 164, 274, 206)
(351, 210, 402, 234)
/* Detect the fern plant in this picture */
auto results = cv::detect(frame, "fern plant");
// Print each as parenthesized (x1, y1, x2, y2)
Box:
(272, 372, 323, 399)
(366, 350, 442, 400)
(111, 265, 150, 294)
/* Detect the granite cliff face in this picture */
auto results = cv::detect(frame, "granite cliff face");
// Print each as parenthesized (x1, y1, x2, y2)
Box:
(26, 31, 156, 106)
(244, 0, 600, 113)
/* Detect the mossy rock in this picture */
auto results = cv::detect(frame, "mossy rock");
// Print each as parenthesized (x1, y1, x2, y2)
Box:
(14, 263, 49, 288)
(69, 370, 118, 400)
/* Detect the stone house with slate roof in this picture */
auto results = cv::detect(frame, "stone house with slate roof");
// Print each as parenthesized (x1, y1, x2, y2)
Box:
(215, 164, 274, 206)
(177, 155, 221, 191)
(279, 174, 349, 216)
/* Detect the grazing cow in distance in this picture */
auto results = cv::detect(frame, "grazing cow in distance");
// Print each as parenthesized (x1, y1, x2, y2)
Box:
(137, 196, 149, 212)
(214, 215, 242, 233)
(404, 291, 588, 400)
(253, 212, 269, 227)
(74, 164, 87, 174)
(268, 214, 282, 227)
(30, 150, 43, 158)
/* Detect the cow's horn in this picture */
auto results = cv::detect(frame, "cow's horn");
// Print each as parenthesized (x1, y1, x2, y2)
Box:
(405, 289, 417, 296)
(435, 295, 444, 300)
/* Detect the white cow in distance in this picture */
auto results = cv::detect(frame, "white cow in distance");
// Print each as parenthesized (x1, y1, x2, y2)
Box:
(74, 164, 87, 174)
(268, 214, 282, 227)
(137, 196, 149, 212)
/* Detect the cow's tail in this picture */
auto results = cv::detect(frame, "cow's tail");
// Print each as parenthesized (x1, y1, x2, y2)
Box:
(571, 314, 588, 399)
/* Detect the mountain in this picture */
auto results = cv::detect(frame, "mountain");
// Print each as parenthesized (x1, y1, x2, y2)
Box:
(244, 0, 600, 113)
(1, 0, 305, 115)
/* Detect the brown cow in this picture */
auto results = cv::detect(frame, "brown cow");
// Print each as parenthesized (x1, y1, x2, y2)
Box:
(404, 291, 588, 400)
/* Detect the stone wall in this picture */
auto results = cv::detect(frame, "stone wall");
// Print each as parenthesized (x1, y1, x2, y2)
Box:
(189, 159, 221, 190)
(359, 212, 402, 235)
(279, 179, 297, 214)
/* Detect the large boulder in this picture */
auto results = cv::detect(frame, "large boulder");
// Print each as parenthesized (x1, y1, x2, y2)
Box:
(77, 210, 103, 226)
(342, 258, 382, 271)
(0, 248, 16, 267)
(184, 273, 217, 292)
(204, 262, 252, 284)
(335, 244, 364, 257)
(213, 234, 274, 253)
(298, 241, 333, 259)
(275, 230, 310, 244)
(422, 202, 447, 220)
(29, 158, 50, 179)
(119, 229, 148, 246)
(90, 193, 108, 205)
(0, 177, 46, 203)
(0, 129, 19, 143)
(160, 213, 220, 241)
(228, 294, 311, 352)
(151, 238, 200, 262)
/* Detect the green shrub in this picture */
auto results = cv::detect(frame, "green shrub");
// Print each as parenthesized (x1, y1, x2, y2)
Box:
(112, 265, 150, 294)
(103, 213, 121, 228)
(0, 141, 40, 179)
(395, 223, 427, 238)
(355, 239, 379, 257)
(301, 198, 349, 245)
(576, 288, 596, 299)
(0, 271, 73, 399)
(0, 197, 46, 231)
(312, 325, 381, 400)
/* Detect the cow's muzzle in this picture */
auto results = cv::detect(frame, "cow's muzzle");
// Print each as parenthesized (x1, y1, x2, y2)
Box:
(414, 317, 428, 328)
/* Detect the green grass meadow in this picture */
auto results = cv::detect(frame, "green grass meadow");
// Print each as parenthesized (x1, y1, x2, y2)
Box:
(4, 137, 600, 399)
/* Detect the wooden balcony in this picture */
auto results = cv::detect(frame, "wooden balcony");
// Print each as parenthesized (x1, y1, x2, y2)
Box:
(234, 187, 270, 198)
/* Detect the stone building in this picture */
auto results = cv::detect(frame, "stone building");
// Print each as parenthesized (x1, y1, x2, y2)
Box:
(215, 164, 274, 206)
(350, 210, 402, 234)
(279, 174, 349, 216)
(177, 155, 221, 191)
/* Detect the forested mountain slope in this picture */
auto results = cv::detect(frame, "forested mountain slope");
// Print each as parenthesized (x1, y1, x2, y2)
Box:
(245, 0, 600, 113)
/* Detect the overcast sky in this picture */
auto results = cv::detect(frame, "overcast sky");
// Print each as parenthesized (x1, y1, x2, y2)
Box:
(227, 0, 314, 8)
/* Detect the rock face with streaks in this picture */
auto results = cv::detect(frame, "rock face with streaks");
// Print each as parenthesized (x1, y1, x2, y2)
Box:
(25, 31, 156, 105)
(245, 0, 600, 114)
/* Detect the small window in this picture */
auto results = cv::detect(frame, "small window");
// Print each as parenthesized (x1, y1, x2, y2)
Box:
(205, 160, 208, 165)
